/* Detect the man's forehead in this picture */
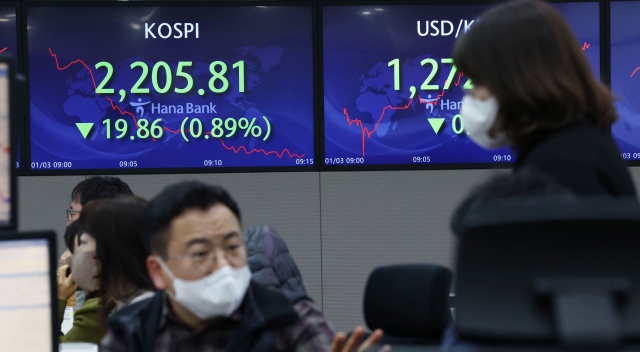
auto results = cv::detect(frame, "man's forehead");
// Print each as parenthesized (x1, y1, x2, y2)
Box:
(169, 204, 240, 239)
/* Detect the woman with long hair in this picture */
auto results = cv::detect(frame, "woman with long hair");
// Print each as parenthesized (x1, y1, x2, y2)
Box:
(454, 0, 636, 196)
(77, 195, 155, 327)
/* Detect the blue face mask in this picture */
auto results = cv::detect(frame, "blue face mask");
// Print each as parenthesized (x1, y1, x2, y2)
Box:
(75, 290, 86, 309)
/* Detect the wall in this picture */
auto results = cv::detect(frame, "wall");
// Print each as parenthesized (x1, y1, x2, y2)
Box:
(17, 167, 640, 331)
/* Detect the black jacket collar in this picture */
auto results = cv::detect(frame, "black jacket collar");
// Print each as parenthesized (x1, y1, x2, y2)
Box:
(107, 280, 298, 352)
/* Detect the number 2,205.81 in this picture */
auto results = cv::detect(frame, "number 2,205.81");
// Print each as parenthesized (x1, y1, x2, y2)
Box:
(95, 60, 246, 96)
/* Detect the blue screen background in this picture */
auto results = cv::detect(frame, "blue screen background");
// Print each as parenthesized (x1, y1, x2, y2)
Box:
(0, 6, 19, 170)
(28, 6, 314, 171)
(611, 1, 640, 161)
(0, 7, 17, 61)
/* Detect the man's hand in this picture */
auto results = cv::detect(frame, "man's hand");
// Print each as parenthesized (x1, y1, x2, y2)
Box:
(57, 264, 77, 301)
(331, 326, 390, 352)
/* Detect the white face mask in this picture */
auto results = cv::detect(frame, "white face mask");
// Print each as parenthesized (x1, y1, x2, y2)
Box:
(157, 258, 252, 320)
(460, 95, 509, 149)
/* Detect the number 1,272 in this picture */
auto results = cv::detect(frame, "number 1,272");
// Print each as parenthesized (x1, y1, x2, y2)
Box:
(388, 58, 472, 91)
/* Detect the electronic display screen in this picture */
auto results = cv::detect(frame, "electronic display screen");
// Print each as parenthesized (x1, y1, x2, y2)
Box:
(0, 7, 17, 61)
(0, 6, 19, 171)
(28, 6, 314, 171)
(0, 239, 53, 352)
(323, 3, 600, 167)
(611, 1, 640, 161)
(0, 62, 11, 224)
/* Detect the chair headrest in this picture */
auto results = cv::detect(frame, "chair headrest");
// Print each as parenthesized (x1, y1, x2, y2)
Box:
(454, 197, 640, 344)
(458, 196, 640, 236)
(363, 264, 453, 338)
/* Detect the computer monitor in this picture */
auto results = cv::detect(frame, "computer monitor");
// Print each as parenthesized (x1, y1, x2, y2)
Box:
(322, 2, 599, 169)
(26, 4, 314, 173)
(0, 57, 16, 228)
(611, 1, 640, 164)
(0, 231, 58, 352)
(0, 5, 21, 172)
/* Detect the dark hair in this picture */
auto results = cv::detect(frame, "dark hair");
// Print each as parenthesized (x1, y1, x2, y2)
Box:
(141, 181, 241, 258)
(453, 0, 616, 147)
(71, 176, 133, 206)
(80, 195, 154, 325)
(63, 220, 83, 254)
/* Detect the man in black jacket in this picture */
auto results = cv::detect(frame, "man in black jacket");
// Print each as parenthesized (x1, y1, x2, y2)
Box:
(101, 181, 383, 352)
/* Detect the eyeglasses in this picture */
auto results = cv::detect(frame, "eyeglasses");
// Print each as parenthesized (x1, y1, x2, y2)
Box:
(66, 209, 81, 221)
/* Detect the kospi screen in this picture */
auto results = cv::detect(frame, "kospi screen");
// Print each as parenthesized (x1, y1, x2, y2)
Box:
(28, 5, 314, 171)
(611, 1, 640, 161)
(323, 3, 600, 167)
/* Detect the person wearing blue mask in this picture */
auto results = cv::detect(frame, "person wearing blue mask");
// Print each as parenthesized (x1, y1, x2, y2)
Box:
(101, 181, 387, 352)
(454, 0, 636, 197)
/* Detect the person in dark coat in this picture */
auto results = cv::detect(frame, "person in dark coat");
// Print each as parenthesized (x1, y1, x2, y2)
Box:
(454, 0, 636, 197)
(243, 225, 309, 304)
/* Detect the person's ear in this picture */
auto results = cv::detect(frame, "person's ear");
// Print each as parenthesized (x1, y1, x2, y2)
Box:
(146, 256, 167, 290)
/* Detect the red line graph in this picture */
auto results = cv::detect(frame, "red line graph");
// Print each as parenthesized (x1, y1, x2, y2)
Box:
(454, 72, 464, 86)
(581, 42, 590, 51)
(631, 67, 640, 78)
(343, 73, 462, 156)
(49, 49, 304, 159)
(49, 49, 140, 127)
(0, 47, 7, 54)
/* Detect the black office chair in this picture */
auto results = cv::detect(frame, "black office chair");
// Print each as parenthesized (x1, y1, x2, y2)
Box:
(363, 263, 454, 345)
(454, 197, 640, 350)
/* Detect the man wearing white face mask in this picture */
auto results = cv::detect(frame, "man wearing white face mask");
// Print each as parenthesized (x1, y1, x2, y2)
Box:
(101, 181, 385, 352)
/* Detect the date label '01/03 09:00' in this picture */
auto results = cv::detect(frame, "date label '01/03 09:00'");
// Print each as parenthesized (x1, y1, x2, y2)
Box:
(31, 162, 73, 169)
(325, 158, 364, 165)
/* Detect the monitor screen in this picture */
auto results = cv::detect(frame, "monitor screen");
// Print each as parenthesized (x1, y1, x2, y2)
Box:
(611, 1, 640, 161)
(0, 6, 19, 171)
(0, 239, 53, 352)
(323, 3, 600, 167)
(28, 5, 314, 171)
(0, 62, 11, 224)
(0, 7, 17, 60)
